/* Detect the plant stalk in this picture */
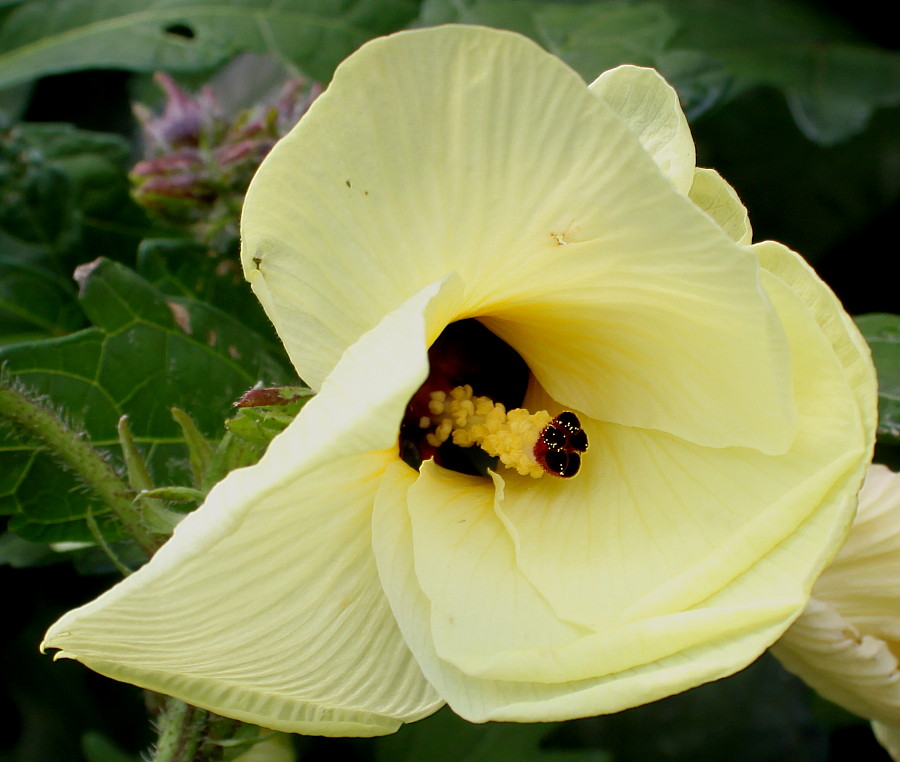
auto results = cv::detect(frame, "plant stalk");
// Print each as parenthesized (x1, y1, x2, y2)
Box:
(153, 699, 207, 762)
(0, 380, 158, 553)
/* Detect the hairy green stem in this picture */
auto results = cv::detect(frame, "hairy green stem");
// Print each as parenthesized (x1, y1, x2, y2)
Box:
(151, 699, 260, 762)
(153, 699, 207, 762)
(0, 381, 157, 553)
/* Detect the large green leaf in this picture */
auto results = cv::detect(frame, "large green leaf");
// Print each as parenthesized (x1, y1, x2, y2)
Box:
(0, 258, 292, 543)
(0, 122, 78, 256)
(416, 0, 678, 75)
(687, 86, 900, 265)
(856, 313, 900, 445)
(414, 0, 900, 145)
(136, 237, 280, 346)
(0, 0, 418, 88)
(0, 252, 83, 343)
(1, 121, 159, 340)
(20, 123, 147, 246)
(535, 2, 677, 80)
(665, 0, 900, 146)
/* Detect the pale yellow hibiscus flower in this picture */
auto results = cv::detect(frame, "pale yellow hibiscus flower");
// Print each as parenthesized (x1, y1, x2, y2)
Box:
(42, 26, 876, 737)
(773, 464, 900, 759)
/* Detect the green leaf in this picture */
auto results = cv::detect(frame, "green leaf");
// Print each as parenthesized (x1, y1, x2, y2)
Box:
(0, 258, 292, 543)
(222, 731, 295, 762)
(416, 0, 543, 37)
(413, 0, 900, 144)
(225, 388, 314, 447)
(0, 439, 123, 545)
(376, 707, 610, 762)
(0, 529, 57, 566)
(0, 124, 79, 254)
(0, 252, 83, 341)
(856, 313, 900, 444)
(136, 237, 279, 343)
(136, 238, 214, 300)
(138, 485, 205, 502)
(170, 406, 213, 488)
(0, 0, 419, 88)
(415, 0, 677, 78)
(19, 122, 162, 266)
(1, 121, 158, 326)
(534, 2, 677, 77)
(81, 732, 136, 762)
(20, 123, 138, 228)
(663, 0, 900, 145)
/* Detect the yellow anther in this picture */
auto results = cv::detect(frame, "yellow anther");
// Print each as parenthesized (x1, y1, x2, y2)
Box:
(428, 391, 447, 416)
(422, 386, 554, 478)
(450, 385, 472, 400)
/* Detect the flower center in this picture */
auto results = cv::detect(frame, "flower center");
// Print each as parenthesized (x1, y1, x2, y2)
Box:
(400, 320, 587, 478)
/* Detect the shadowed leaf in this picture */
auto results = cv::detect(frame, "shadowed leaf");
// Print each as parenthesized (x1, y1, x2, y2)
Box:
(0, 258, 291, 542)
(0, 0, 418, 88)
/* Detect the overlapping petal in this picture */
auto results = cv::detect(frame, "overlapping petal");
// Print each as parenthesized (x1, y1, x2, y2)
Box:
(370, 237, 873, 721)
(41, 277, 463, 736)
(499, 241, 870, 629)
(875, 723, 900, 760)
(586, 65, 752, 245)
(773, 465, 900, 751)
(242, 26, 794, 453)
(814, 465, 900, 638)
(588, 64, 695, 195)
(688, 168, 753, 244)
(401, 463, 587, 672)
(373, 460, 809, 722)
(773, 598, 900, 725)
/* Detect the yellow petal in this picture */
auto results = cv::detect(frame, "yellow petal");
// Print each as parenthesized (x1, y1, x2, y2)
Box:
(372, 460, 803, 722)
(244, 24, 612, 388)
(400, 459, 794, 684)
(42, 277, 462, 736)
(874, 722, 900, 761)
(498, 241, 871, 632)
(588, 64, 696, 194)
(753, 240, 876, 427)
(688, 168, 753, 245)
(772, 599, 900, 726)
(403, 462, 589, 672)
(366, 234, 872, 724)
(480, 220, 794, 451)
(242, 26, 794, 455)
(772, 466, 900, 737)
(814, 465, 900, 642)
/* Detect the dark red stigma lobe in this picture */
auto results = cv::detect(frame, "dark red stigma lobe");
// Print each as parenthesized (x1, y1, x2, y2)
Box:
(533, 412, 588, 478)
